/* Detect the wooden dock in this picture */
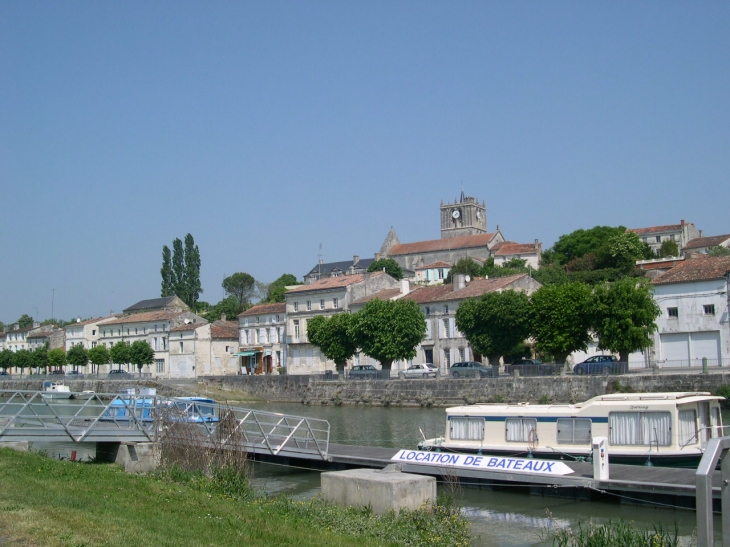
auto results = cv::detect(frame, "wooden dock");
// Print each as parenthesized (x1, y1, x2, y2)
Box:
(248, 442, 723, 511)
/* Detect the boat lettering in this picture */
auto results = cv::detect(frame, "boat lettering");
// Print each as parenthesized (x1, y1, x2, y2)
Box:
(629, 405, 648, 410)
(391, 450, 573, 475)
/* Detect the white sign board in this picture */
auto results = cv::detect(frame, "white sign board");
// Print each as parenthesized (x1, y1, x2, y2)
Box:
(391, 450, 574, 476)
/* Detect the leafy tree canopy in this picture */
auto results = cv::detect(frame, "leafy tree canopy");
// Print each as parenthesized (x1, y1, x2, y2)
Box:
(88, 345, 111, 371)
(204, 296, 245, 322)
(264, 273, 301, 303)
(66, 344, 89, 370)
(531, 264, 570, 286)
(444, 258, 482, 284)
(367, 258, 404, 280)
(350, 299, 426, 370)
(307, 314, 358, 373)
(708, 246, 730, 257)
(455, 290, 531, 365)
(222, 272, 256, 306)
(161, 233, 202, 308)
(47, 348, 67, 370)
(16, 314, 34, 329)
(657, 240, 680, 258)
(110, 341, 131, 366)
(0, 349, 13, 370)
(550, 226, 627, 265)
(130, 340, 155, 373)
(530, 282, 594, 364)
(13, 349, 33, 370)
(31, 346, 49, 370)
(592, 277, 660, 363)
(601, 231, 646, 273)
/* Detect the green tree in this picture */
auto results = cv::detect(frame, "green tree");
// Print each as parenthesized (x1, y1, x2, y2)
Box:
(222, 272, 256, 307)
(551, 226, 627, 265)
(307, 314, 358, 374)
(350, 299, 426, 370)
(171, 237, 185, 300)
(129, 340, 155, 376)
(264, 274, 301, 303)
(592, 277, 661, 363)
(531, 264, 569, 286)
(66, 344, 89, 371)
(161, 245, 174, 297)
(110, 341, 131, 368)
(601, 231, 645, 273)
(708, 246, 730, 257)
(455, 290, 532, 365)
(14, 349, 33, 373)
(47, 348, 67, 371)
(367, 258, 403, 280)
(531, 282, 593, 364)
(204, 296, 244, 322)
(657, 240, 680, 258)
(31, 345, 49, 372)
(88, 345, 111, 374)
(444, 258, 482, 284)
(16, 314, 34, 329)
(184, 233, 202, 309)
(0, 349, 14, 372)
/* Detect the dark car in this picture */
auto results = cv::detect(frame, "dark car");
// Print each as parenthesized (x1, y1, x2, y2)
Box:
(108, 369, 133, 379)
(0, 370, 11, 379)
(348, 364, 380, 380)
(66, 370, 84, 378)
(505, 358, 563, 376)
(48, 369, 66, 375)
(573, 355, 621, 375)
(450, 361, 495, 378)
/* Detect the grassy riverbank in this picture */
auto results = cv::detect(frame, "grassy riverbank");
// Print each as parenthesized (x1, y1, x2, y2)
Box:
(0, 447, 469, 547)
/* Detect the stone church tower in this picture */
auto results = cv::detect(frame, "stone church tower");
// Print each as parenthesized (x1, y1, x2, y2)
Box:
(440, 191, 487, 238)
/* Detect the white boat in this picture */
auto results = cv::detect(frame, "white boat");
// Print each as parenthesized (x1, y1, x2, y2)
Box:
(74, 390, 96, 400)
(418, 392, 726, 467)
(41, 381, 72, 399)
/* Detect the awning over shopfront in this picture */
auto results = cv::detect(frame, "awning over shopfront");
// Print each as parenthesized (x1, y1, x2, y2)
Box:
(234, 350, 260, 357)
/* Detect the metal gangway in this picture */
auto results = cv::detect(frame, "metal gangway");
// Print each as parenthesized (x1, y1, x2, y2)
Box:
(0, 389, 330, 461)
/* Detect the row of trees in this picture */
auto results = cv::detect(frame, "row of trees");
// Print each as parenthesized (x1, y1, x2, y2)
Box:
(0, 341, 155, 375)
(307, 299, 426, 373)
(161, 233, 203, 309)
(455, 277, 660, 366)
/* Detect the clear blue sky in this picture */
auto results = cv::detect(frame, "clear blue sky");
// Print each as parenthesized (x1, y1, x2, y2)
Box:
(1, 2, 728, 325)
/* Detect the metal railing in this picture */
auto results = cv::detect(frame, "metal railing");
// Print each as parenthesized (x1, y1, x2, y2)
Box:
(0, 389, 330, 461)
(695, 436, 730, 546)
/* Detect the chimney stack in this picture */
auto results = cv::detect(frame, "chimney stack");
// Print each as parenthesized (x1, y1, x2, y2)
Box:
(353, 255, 359, 264)
(221, 314, 226, 322)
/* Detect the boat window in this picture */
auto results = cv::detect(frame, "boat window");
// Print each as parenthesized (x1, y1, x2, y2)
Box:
(678, 410, 697, 446)
(711, 406, 722, 438)
(450, 418, 484, 441)
(699, 403, 711, 443)
(505, 418, 537, 443)
(608, 412, 671, 446)
(556, 418, 591, 445)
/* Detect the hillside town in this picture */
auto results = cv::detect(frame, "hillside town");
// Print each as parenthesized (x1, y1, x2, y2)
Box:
(2, 193, 729, 379)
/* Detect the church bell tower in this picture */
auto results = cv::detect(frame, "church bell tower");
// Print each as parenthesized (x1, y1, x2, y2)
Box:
(440, 191, 487, 238)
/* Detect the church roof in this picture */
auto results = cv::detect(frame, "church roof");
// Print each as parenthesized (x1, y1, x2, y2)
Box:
(304, 257, 374, 278)
(387, 233, 497, 257)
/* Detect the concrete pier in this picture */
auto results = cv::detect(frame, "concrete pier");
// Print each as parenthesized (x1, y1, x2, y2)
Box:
(321, 464, 437, 514)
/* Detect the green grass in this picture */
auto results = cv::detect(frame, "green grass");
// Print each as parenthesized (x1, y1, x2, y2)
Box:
(0, 448, 470, 547)
(546, 519, 687, 547)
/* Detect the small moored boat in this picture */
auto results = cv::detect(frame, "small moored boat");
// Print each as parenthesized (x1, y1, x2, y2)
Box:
(41, 381, 72, 399)
(418, 392, 726, 467)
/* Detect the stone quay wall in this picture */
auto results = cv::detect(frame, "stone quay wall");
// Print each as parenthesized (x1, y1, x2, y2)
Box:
(202, 371, 730, 407)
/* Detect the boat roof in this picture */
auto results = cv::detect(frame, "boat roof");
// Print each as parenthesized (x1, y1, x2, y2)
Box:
(445, 392, 723, 415)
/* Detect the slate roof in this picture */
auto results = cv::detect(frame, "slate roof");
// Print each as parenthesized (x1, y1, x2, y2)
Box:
(652, 255, 730, 285)
(98, 310, 184, 326)
(387, 233, 497, 256)
(304, 258, 374, 277)
(629, 224, 684, 235)
(494, 243, 539, 256)
(123, 297, 178, 314)
(682, 234, 730, 251)
(288, 272, 385, 294)
(238, 302, 286, 317)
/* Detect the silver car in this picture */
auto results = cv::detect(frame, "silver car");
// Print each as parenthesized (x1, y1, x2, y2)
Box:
(399, 363, 439, 379)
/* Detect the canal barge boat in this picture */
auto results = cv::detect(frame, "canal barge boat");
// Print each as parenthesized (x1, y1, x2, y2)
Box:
(418, 392, 725, 467)
(41, 381, 72, 399)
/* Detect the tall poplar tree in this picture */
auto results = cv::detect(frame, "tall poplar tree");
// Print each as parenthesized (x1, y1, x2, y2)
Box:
(160, 234, 202, 309)
(160, 245, 174, 297)
(171, 237, 185, 301)
(184, 233, 202, 309)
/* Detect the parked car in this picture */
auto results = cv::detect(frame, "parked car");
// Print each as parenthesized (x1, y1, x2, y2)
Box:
(348, 364, 380, 379)
(0, 370, 11, 378)
(573, 355, 622, 375)
(450, 361, 496, 378)
(66, 370, 83, 377)
(399, 363, 439, 379)
(505, 358, 563, 376)
(108, 369, 133, 379)
(48, 369, 66, 375)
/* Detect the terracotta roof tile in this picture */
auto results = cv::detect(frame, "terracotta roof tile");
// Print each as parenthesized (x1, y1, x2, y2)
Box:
(629, 224, 684, 235)
(652, 255, 730, 285)
(350, 288, 404, 305)
(415, 261, 452, 270)
(239, 302, 286, 317)
(287, 272, 384, 293)
(388, 233, 496, 256)
(494, 243, 539, 256)
(402, 274, 532, 304)
(682, 234, 730, 250)
(98, 310, 185, 326)
(211, 321, 239, 339)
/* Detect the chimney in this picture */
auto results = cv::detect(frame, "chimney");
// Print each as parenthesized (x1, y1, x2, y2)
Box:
(400, 278, 410, 296)
(221, 314, 226, 322)
(454, 274, 466, 291)
(374, 253, 381, 261)
(681, 219, 685, 226)
(353, 255, 359, 265)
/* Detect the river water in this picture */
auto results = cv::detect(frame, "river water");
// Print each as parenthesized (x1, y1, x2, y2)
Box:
(244, 402, 726, 547)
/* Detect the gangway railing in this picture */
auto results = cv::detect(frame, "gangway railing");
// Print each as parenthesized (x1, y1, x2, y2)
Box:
(0, 390, 330, 461)
(696, 436, 730, 546)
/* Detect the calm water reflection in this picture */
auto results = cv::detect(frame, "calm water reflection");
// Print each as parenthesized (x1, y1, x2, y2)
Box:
(247, 402, 725, 546)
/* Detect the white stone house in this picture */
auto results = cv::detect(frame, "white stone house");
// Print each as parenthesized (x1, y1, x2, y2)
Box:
(682, 234, 730, 256)
(238, 303, 287, 374)
(414, 261, 452, 285)
(650, 255, 730, 367)
(629, 220, 700, 254)
(4, 325, 34, 352)
(492, 241, 542, 270)
(64, 316, 116, 351)
(284, 272, 400, 375)
(168, 319, 239, 378)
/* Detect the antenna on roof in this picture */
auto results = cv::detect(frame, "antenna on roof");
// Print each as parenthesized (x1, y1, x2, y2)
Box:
(318, 243, 323, 276)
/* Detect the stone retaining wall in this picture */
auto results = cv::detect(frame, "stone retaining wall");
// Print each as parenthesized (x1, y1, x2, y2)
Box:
(203, 371, 730, 407)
